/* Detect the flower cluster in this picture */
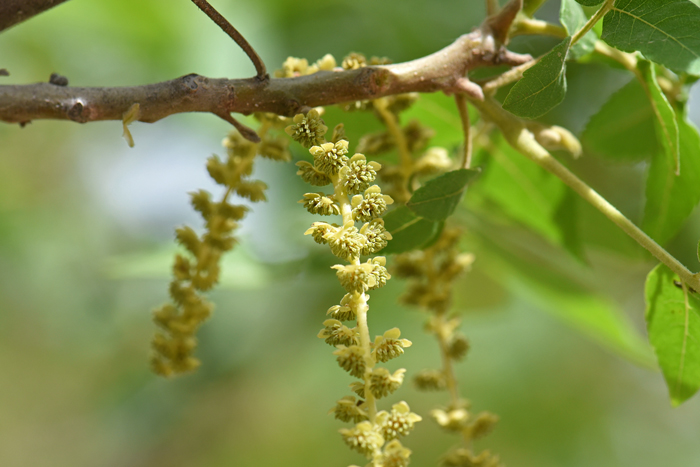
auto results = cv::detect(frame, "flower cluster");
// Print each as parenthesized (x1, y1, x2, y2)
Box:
(393, 227, 501, 465)
(289, 110, 419, 465)
(151, 114, 290, 377)
(274, 53, 337, 78)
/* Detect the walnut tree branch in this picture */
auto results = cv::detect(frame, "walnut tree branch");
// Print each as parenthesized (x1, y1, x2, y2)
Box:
(0, 0, 71, 32)
(0, 26, 530, 129)
(190, 0, 267, 80)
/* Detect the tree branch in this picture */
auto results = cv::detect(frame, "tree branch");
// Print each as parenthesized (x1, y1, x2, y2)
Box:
(190, 0, 267, 80)
(0, 0, 71, 32)
(0, 30, 531, 127)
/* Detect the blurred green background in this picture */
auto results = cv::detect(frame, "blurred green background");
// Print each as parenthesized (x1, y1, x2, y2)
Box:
(2, 1, 700, 466)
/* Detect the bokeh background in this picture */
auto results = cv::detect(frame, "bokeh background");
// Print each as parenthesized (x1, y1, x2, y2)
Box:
(2, 1, 700, 466)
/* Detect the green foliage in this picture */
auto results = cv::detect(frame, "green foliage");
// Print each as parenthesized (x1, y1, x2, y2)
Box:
(602, 0, 700, 75)
(503, 37, 571, 118)
(406, 169, 479, 221)
(480, 235, 655, 367)
(9, 1, 700, 466)
(381, 206, 442, 254)
(643, 112, 700, 246)
(638, 60, 680, 176)
(582, 79, 658, 162)
(471, 135, 582, 259)
(645, 264, 700, 405)
(560, 0, 596, 59)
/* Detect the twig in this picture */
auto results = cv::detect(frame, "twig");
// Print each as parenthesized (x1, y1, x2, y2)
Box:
(486, 0, 500, 16)
(483, 0, 522, 45)
(571, 0, 614, 47)
(470, 95, 700, 292)
(510, 17, 567, 38)
(481, 58, 538, 95)
(0, 30, 529, 128)
(0, 0, 71, 32)
(190, 0, 267, 80)
(454, 94, 472, 169)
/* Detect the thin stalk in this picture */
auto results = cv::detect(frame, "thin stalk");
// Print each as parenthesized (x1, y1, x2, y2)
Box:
(190, 0, 267, 79)
(330, 170, 377, 421)
(594, 41, 638, 72)
(422, 249, 461, 406)
(471, 96, 700, 291)
(355, 293, 377, 422)
(571, 0, 614, 47)
(486, 0, 500, 16)
(374, 98, 414, 201)
(455, 94, 473, 169)
(436, 315, 461, 407)
(482, 59, 539, 95)
(510, 17, 567, 38)
(197, 122, 268, 272)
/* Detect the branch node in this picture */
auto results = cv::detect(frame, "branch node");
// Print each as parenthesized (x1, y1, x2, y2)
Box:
(483, 0, 523, 45)
(497, 49, 532, 66)
(49, 73, 69, 87)
(449, 77, 484, 101)
(217, 112, 261, 143)
(67, 101, 87, 123)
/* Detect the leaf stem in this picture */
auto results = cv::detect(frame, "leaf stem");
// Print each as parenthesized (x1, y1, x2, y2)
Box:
(190, 0, 268, 80)
(571, 0, 614, 47)
(486, 0, 500, 16)
(455, 94, 473, 169)
(482, 59, 539, 95)
(375, 97, 414, 202)
(510, 17, 568, 38)
(330, 167, 377, 421)
(471, 96, 700, 291)
(355, 293, 377, 422)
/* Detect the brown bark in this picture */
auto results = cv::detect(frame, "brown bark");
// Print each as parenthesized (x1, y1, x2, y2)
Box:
(0, 0, 71, 32)
(0, 31, 530, 128)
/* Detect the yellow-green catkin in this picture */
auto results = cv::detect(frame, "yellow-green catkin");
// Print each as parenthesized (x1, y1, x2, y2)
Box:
(151, 113, 291, 377)
(288, 108, 420, 467)
(394, 228, 501, 467)
(331, 52, 451, 204)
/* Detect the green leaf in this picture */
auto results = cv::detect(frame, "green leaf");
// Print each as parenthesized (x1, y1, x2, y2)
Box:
(470, 135, 583, 259)
(406, 168, 479, 221)
(576, 0, 604, 5)
(582, 79, 659, 162)
(602, 0, 700, 75)
(381, 206, 441, 254)
(638, 60, 680, 177)
(503, 37, 571, 118)
(560, 0, 596, 59)
(476, 233, 654, 367)
(643, 113, 700, 245)
(645, 264, 700, 405)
